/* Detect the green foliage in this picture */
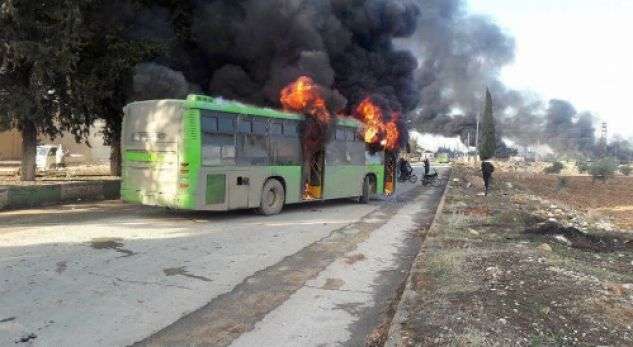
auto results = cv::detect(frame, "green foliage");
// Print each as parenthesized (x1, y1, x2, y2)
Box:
(575, 160, 590, 174)
(0, 0, 89, 138)
(556, 177, 569, 192)
(544, 161, 564, 175)
(479, 89, 496, 160)
(590, 157, 619, 182)
(620, 165, 632, 176)
(69, 1, 165, 175)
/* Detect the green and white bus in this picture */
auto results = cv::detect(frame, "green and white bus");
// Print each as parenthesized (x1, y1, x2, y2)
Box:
(121, 95, 395, 215)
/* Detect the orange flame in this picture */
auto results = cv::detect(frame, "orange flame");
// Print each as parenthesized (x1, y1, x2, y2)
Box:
(280, 76, 401, 151)
(384, 113, 400, 150)
(354, 97, 400, 151)
(280, 76, 330, 124)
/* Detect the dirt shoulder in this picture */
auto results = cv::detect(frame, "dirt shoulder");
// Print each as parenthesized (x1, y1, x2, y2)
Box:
(392, 164, 633, 346)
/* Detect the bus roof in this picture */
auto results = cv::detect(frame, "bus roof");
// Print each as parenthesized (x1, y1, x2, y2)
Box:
(184, 94, 360, 128)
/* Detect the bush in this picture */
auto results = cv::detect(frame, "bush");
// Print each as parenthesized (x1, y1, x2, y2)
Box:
(620, 165, 632, 176)
(590, 158, 618, 182)
(576, 160, 590, 174)
(556, 177, 569, 192)
(544, 161, 564, 174)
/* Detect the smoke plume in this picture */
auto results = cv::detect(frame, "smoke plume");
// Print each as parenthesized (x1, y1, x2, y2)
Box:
(398, 0, 599, 155)
(124, 0, 601, 155)
(126, 0, 422, 147)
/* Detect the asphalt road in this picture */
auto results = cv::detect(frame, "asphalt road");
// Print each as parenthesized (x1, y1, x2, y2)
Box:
(0, 166, 449, 346)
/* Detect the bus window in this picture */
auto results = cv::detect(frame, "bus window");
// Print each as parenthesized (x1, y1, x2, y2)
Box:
(238, 117, 252, 134)
(345, 129, 355, 142)
(237, 117, 269, 165)
(201, 115, 218, 133)
(348, 141, 365, 165)
(218, 115, 235, 134)
(327, 130, 350, 165)
(335, 128, 346, 141)
(253, 119, 267, 135)
(366, 151, 384, 165)
(270, 121, 283, 136)
(283, 120, 298, 137)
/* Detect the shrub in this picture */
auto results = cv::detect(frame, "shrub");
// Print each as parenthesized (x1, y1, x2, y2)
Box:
(556, 177, 569, 192)
(544, 161, 564, 174)
(590, 158, 619, 182)
(620, 165, 632, 176)
(576, 160, 590, 174)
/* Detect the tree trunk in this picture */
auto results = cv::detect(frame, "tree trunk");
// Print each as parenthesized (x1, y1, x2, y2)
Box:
(20, 120, 37, 181)
(110, 132, 122, 177)
(110, 138, 122, 177)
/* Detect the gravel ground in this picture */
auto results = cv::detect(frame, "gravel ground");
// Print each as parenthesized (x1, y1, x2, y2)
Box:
(392, 164, 633, 346)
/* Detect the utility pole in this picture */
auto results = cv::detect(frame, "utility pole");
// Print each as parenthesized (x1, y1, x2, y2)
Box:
(467, 132, 471, 162)
(599, 122, 608, 156)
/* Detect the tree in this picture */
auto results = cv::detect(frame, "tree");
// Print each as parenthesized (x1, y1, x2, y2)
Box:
(70, 1, 164, 176)
(479, 88, 496, 160)
(0, 1, 90, 181)
(590, 157, 618, 183)
(544, 161, 564, 175)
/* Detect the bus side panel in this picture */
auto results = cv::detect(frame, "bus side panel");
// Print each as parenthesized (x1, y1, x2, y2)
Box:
(323, 165, 364, 200)
(268, 166, 302, 204)
(366, 164, 385, 195)
(195, 167, 231, 211)
(177, 108, 202, 210)
(192, 165, 302, 211)
(244, 166, 302, 208)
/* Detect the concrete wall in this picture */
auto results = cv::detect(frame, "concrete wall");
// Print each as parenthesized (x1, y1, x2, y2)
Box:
(0, 180, 120, 211)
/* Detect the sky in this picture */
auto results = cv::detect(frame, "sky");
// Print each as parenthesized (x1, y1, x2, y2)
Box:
(468, 0, 633, 139)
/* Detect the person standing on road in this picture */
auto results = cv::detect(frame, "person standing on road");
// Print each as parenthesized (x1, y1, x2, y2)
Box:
(481, 161, 495, 196)
(424, 158, 430, 176)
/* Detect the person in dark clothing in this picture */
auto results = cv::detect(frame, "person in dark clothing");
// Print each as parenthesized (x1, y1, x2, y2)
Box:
(424, 158, 431, 176)
(399, 158, 412, 178)
(481, 161, 495, 195)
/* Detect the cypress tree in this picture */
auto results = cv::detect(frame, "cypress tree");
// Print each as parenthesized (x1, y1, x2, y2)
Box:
(479, 88, 497, 160)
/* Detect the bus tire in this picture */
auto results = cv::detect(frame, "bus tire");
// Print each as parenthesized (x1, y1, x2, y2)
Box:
(258, 179, 285, 215)
(360, 176, 371, 204)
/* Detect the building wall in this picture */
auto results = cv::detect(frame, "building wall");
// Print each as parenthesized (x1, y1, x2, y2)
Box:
(0, 129, 22, 160)
(0, 122, 110, 163)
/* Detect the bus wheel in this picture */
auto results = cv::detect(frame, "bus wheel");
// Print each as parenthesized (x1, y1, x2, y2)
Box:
(360, 176, 372, 204)
(258, 179, 285, 215)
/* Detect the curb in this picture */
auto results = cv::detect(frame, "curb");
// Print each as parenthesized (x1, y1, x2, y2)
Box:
(385, 168, 453, 347)
(0, 180, 120, 211)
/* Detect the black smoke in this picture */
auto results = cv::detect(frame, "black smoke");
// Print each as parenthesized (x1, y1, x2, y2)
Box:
(122, 0, 603, 155)
(126, 0, 422, 147)
(399, 0, 599, 155)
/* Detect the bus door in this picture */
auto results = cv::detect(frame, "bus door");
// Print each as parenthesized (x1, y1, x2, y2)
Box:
(384, 151, 397, 195)
(303, 149, 324, 200)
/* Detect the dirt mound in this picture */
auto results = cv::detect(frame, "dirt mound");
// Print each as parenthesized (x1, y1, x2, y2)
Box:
(525, 222, 633, 253)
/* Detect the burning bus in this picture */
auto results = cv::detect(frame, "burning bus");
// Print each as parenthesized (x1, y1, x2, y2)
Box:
(120, 77, 399, 215)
